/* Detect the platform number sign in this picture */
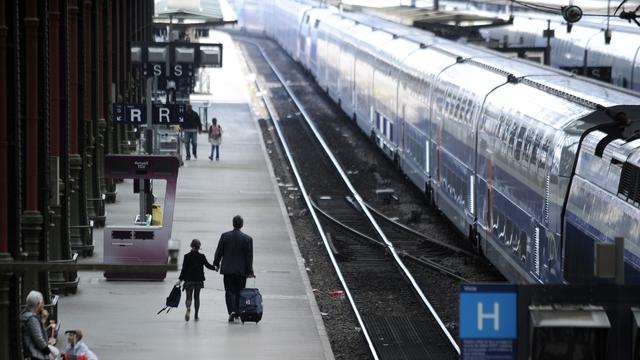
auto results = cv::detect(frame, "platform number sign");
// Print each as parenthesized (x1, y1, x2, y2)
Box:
(112, 103, 186, 125)
(460, 284, 517, 359)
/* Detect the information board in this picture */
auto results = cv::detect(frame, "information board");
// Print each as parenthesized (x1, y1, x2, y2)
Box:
(112, 103, 186, 125)
(460, 284, 517, 359)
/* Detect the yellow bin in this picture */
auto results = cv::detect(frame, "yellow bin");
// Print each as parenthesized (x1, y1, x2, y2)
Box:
(151, 203, 163, 225)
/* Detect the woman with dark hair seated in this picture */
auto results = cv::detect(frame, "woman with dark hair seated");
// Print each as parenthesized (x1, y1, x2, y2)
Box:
(177, 239, 216, 321)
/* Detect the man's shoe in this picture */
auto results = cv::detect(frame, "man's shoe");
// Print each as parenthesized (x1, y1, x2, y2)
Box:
(228, 312, 235, 322)
(185, 157, 190, 161)
(194, 154, 197, 159)
(208, 156, 213, 161)
(185, 308, 191, 322)
(194, 315, 199, 321)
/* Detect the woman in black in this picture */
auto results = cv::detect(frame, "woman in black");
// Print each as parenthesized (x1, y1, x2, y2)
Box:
(178, 239, 216, 321)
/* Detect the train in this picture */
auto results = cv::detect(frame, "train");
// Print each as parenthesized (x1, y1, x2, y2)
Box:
(234, 0, 640, 285)
(476, 13, 640, 92)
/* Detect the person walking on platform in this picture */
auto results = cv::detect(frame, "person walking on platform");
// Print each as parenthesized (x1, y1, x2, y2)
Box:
(183, 104, 201, 160)
(178, 239, 216, 321)
(213, 215, 255, 322)
(21, 291, 58, 360)
(208, 118, 223, 161)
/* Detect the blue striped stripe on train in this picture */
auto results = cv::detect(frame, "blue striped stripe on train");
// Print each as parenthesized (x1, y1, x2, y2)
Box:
(234, 0, 640, 285)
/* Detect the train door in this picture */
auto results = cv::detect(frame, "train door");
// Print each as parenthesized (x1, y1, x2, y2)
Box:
(352, 54, 357, 120)
(632, 46, 640, 92)
(298, 11, 311, 66)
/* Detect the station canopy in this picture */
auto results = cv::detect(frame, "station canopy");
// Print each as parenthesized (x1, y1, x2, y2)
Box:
(154, 0, 237, 24)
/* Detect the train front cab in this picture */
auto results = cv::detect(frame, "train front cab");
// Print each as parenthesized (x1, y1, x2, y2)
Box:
(564, 117, 640, 286)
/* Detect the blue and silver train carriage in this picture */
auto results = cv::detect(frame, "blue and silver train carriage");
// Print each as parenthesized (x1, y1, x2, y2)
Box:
(235, 0, 640, 285)
(477, 15, 640, 91)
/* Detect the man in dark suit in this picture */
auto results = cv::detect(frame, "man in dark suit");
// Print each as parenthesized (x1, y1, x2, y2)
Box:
(213, 215, 255, 322)
(182, 104, 201, 160)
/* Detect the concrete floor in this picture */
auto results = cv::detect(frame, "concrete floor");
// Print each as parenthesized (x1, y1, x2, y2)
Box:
(57, 32, 334, 360)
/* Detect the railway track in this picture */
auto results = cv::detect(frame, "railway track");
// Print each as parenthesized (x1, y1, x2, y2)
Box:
(315, 198, 473, 283)
(237, 37, 460, 359)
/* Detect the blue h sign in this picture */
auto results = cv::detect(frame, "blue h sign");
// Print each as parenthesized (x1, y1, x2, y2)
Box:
(460, 284, 517, 359)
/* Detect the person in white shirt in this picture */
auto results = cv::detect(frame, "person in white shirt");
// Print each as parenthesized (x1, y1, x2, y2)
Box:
(63, 330, 98, 360)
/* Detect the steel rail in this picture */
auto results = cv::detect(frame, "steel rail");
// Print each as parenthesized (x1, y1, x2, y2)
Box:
(364, 203, 478, 257)
(243, 38, 460, 354)
(312, 200, 471, 282)
(238, 40, 381, 360)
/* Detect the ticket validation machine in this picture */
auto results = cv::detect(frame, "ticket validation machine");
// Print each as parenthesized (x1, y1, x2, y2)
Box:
(103, 155, 179, 280)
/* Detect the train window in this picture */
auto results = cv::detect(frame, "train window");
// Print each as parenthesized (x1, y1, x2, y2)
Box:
(499, 212, 506, 241)
(519, 230, 527, 262)
(383, 117, 388, 137)
(376, 112, 381, 132)
(531, 131, 543, 168)
(465, 97, 474, 126)
(314, 19, 320, 28)
(501, 117, 511, 142)
(523, 128, 534, 165)
(538, 136, 552, 169)
(514, 126, 527, 161)
(305, 15, 310, 24)
(513, 227, 521, 252)
(388, 122, 394, 141)
(508, 122, 518, 154)
(505, 218, 513, 246)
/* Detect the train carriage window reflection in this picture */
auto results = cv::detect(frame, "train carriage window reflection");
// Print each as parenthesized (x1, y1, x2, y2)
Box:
(501, 117, 511, 142)
(505, 218, 513, 246)
(498, 212, 505, 241)
(531, 131, 543, 169)
(519, 230, 528, 262)
(523, 128, 534, 165)
(465, 97, 474, 126)
(515, 126, 527, 161)
(539, 136, 552, 169)
(513, 227, 521, 252)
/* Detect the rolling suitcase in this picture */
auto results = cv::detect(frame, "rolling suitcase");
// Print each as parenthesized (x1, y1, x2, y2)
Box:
(239, 287, 263, 323)
(157, 284, 181, 314)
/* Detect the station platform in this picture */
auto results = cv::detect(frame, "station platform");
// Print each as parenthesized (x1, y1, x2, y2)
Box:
(58, 32, 334, 360)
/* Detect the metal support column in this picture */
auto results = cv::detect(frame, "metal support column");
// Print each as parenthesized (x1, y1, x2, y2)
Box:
(81, 0, 100, 228)
(0, 0, 10, 355)
(68, 0, 92, 255)
(104, 0, 117, 203)
(92, 0, 106, 226)
(0, 268, 12, 360)
(22, 0, 48, 297)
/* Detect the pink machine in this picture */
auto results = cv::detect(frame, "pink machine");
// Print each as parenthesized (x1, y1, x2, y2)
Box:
(103, 155, 179, 280)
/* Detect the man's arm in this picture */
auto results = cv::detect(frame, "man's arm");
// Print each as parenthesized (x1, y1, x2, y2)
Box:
(195, 112, 202, 132)
(213, 236, 224, 268)
(246, 236, 254, 277)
